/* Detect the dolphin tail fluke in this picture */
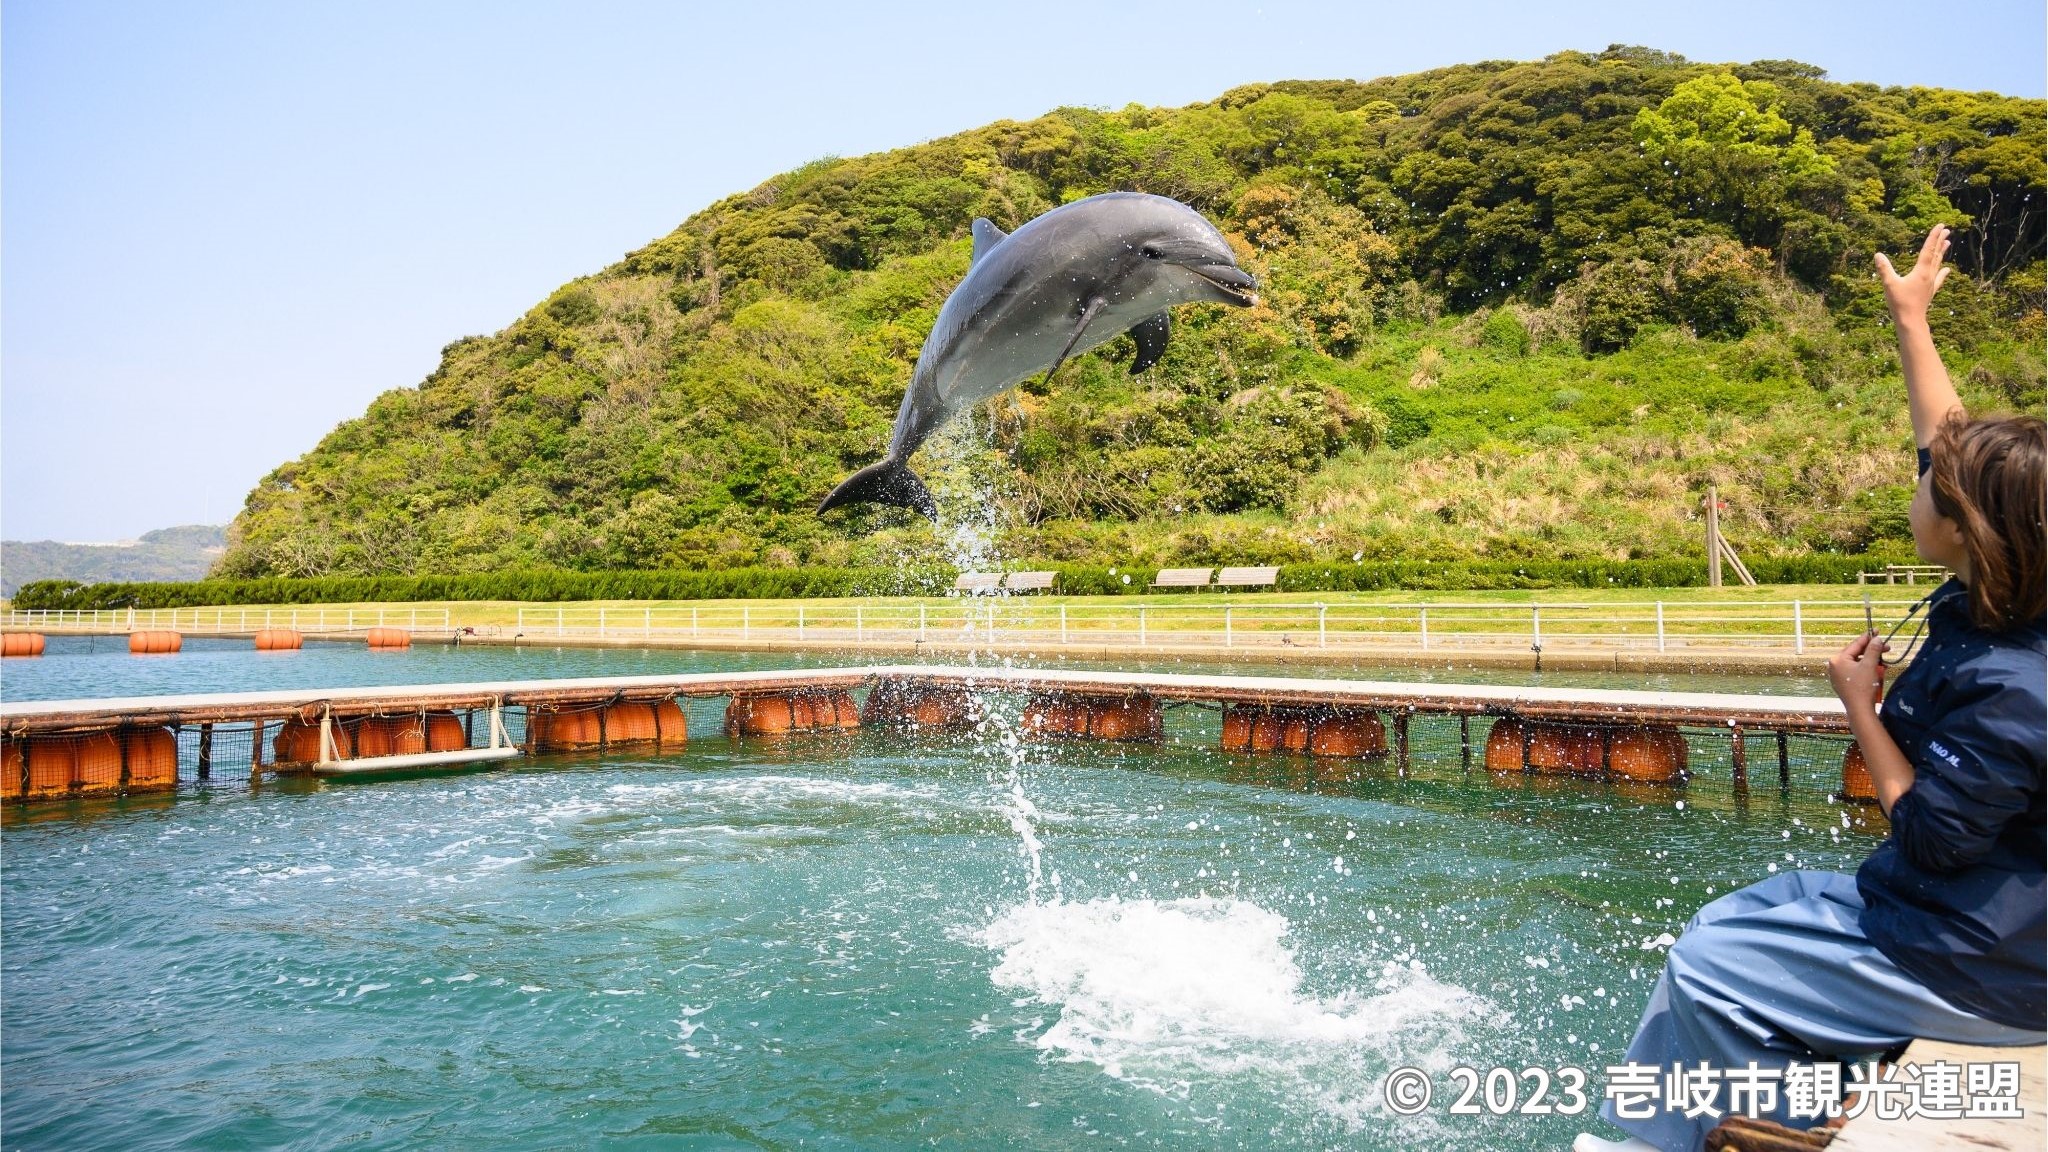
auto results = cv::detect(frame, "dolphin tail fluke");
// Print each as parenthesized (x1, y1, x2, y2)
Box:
(818, 458, 938, 519)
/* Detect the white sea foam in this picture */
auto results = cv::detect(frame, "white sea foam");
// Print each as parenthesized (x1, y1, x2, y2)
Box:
(977, 896, 1493, 1129)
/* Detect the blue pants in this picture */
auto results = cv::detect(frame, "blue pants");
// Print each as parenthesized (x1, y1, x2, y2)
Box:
(1601, 869, 2046, 1152)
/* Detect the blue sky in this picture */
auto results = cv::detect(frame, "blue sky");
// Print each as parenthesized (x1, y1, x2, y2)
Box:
(4, 0, 2042, 543)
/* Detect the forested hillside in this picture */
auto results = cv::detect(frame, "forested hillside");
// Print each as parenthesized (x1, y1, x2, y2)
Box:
(216, 47, 2044, 580)
(1, 526, 226, 598)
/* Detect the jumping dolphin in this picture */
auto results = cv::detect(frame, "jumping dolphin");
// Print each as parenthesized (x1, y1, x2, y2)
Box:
(817, 191, 1257, 517)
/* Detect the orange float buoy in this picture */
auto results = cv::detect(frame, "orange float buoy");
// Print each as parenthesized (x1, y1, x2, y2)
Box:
(1023, 696, 1084, 737)
(727, 690, 858, 737)
(253, 628, 303, 651)
(1527, 724, 1603, 776)
(0, 729, 166, 799)
(596, 700, 687, 745)
(1222, 705, 1386, 758)
(424, 711, 468, 752)
(1087, 697, 1161, 741)
(273, 718, 327, 766)
(2, 632, 46, 657)
(353, 716, 427, 759)
(726, 694, 795, 737)
(1841, 741, 1877, 802)
(1483, 717, 1530, 773)
(8, 732, 125, 797)
(863, 682, 974, 729)
(1220, 706, 1254, 752)
(118, 727, 180, 793)
(1023, 694, 1160, 741)
(1609, 727, 1688, 783)
(128, 630, 182, 654)
(1249, 709, 1287, 752)
(1307, 712, 1387, 758)
(365, 627, 412, 649)
(529, 707, 601, 750)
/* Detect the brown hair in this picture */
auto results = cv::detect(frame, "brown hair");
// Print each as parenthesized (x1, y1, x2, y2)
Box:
(1927, 412, 2047, 632)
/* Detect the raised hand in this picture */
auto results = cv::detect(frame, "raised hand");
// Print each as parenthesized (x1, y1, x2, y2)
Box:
(1874, 225, 1953, 322)
(1826, 630, 1890, 715)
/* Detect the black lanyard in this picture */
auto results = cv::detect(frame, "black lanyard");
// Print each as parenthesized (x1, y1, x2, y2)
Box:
(1867, 588, 1938, 667)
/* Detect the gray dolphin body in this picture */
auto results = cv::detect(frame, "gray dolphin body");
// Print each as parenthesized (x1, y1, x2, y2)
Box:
(818, 191, 1257, 517)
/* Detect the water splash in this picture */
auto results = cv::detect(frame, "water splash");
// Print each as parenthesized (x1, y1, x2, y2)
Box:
(989, 714, 1046, 903)
(976, 895, 1495, 1130)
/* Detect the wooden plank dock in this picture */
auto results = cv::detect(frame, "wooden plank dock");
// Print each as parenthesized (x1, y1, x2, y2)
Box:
(0, 664, 1849, 735)
(1828, 1039, 2046, 1152)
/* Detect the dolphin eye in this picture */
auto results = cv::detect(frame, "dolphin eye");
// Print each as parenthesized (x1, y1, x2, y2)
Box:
(1140, 246, 1161, 259)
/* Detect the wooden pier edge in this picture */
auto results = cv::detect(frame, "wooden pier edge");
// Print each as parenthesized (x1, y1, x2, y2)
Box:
(0, 664, 1852, 738)
(1826, 1039, 2046, 1152)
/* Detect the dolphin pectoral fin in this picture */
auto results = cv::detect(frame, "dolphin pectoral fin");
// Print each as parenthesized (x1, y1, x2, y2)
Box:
(1037, 296, 1108, 389)
(1128, 312, 1171, 373)
(970, 219, 1008, 265)
(817, 458, 939, 520)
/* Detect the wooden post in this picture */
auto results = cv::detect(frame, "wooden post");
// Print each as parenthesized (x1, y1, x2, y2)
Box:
(1777, 730, 1790, 786)
(1459, 714, 1472, 771)
(197, 723, 213, 780)
(1707, 485, 1723, 588)
(1395, 711, 1410, 774)
(251, 720, 265, 775)
(1730, 724, 1748, 789)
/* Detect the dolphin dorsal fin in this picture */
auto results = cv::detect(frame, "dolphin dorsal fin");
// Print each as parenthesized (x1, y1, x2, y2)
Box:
(970, 218, 1008, 264)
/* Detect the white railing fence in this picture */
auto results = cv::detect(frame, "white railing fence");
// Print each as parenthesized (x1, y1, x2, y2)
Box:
(498, 598, 1923, 655)
(0, 598, 1926, 655)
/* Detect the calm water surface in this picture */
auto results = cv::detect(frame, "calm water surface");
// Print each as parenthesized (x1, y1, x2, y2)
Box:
(2, 643, 1861, 1149)
(0, 633, 1832, 702)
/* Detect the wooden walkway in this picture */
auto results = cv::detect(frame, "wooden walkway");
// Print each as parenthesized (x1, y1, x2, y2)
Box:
(0, 664, 1849, 735)
(1830, 1039, 2045, 1152)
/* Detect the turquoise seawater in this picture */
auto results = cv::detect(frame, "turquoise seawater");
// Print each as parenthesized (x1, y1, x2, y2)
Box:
(2, 642, 1866, 1149)
(0, 632, 1833, 703)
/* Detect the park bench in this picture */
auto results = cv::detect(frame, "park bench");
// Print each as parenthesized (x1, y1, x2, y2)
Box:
(1857, 564, 1950, 586)
(1002, 571, 1057, 593)
(1216, 566, 1279, 590)
(1150, 567, 1213, 590)
(953, 572, 1002, 594)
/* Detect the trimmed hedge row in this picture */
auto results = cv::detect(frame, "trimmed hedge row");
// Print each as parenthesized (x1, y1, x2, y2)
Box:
(12, 554, 1913, 610)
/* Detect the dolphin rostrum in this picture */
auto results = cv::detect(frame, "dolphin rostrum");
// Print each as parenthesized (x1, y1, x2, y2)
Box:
(817, 191, 1257, 518)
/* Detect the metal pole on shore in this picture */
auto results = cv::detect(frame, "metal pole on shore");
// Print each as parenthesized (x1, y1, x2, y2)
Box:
(1656, 602, 1665, 652)
(1793, 601, 1804, 655)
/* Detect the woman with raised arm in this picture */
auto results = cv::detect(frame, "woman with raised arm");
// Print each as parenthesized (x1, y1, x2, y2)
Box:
(1576, 226, 2046, 1152)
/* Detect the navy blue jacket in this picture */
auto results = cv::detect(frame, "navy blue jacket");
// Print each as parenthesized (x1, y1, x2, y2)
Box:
(1856, 579, 2046, 1030)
